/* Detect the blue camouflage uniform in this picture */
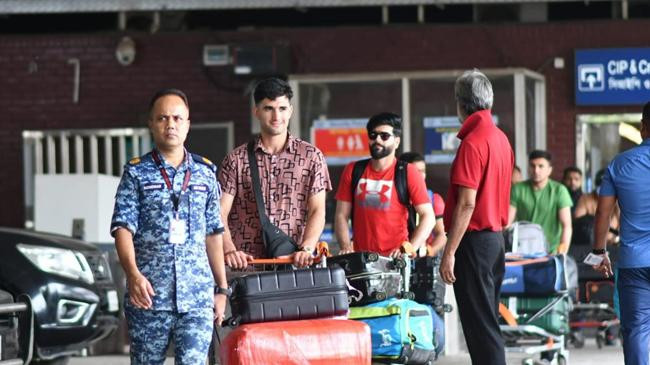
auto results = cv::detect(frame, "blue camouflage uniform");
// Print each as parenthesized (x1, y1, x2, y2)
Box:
(110, 149, 224, 365)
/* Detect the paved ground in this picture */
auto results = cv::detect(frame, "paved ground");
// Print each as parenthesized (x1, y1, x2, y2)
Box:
(69, 337, 623, 364)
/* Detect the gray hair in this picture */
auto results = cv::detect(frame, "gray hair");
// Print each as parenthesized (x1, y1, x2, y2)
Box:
(454, 69, 494, 116)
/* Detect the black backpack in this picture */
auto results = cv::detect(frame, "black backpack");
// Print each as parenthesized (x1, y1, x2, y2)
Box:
(350, 159, 416, 238)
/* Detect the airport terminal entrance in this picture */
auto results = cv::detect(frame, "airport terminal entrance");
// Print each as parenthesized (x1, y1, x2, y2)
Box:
(575, 113, 643, 192)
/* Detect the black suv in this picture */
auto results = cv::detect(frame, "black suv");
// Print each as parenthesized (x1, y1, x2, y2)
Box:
(0, 227, 120, 365)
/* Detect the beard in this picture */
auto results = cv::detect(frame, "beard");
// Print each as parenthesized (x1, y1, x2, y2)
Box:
(370, 143, 393, 160)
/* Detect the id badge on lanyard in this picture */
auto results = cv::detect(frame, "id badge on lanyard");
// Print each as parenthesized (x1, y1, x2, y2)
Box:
(152, 151, 191, 244)
(169, 211, 186, 244)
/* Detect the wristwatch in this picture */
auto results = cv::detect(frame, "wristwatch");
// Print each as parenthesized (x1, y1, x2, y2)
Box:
(214, 286, 232, 297)
(592, 248, 607, 255)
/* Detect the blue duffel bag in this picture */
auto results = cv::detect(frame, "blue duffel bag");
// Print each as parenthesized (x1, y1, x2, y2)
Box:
(349, 298, 437, 364)
(501, 254, 568, 296)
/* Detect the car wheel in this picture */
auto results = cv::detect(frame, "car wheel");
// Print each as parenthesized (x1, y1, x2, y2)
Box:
(34, 356, 70, 365)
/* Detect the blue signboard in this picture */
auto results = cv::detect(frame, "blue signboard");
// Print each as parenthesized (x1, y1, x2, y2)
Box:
(423, 115, 498, 164)
(423, 117, 461, 164)
(575, 48, 650, 106)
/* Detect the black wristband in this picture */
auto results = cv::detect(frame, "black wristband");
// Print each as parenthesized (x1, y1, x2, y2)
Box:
(214, 286, 232, 297)
(592, 248, 606, 255)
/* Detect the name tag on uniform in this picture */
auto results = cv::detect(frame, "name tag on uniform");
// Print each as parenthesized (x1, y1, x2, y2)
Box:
(169, 215, 186, 244)
(190, 184, 208, 192)
(143, 183, 164, 191)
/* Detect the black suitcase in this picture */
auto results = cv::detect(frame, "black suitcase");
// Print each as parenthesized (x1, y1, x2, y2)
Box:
(328, 251, 407, 274)
(411, 256, 447, 315)
(226, 266, 349, 326)
(328, 252, 409, 306)
(347, 271, 404, 305)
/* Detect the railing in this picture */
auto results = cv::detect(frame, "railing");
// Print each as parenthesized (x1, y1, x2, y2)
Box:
(22, 127, 152, 230)
(22, 123, 234, 229)
(0, 295, 33, 365)
(23, 128, 152, 178)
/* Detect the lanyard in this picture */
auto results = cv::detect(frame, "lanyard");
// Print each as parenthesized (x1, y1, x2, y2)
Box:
(151, 150, 191, 212)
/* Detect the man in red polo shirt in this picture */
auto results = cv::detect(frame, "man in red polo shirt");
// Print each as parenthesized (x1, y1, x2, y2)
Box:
(440, 69, 514, 365)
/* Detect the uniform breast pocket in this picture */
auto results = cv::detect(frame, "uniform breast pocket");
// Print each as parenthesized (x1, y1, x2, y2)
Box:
(140, 182, 168, 212)
(189, 185, 209, 236)
(189, 184, 209, 207)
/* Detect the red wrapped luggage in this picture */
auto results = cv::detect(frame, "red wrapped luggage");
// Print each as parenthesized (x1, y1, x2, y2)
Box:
(219, 319, 371, 365)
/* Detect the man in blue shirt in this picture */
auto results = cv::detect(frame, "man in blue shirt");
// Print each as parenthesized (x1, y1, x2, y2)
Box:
(111, 89, 228, 364)
(594, 101, 650, 365)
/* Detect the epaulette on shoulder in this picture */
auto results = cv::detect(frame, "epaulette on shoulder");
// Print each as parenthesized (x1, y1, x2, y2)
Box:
(128, 157, 141, 165)
(192, 153, 217, 172)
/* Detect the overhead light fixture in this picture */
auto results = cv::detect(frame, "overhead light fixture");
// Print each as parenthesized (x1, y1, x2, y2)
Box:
(116, 36, 136, 66)
(619, 122, 642, 145)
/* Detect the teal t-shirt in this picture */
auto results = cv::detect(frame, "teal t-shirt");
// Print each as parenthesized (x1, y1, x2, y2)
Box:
(510, 179, 573, 253)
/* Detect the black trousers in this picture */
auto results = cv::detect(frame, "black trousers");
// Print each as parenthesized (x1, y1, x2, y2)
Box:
(453, 230, 506, 365)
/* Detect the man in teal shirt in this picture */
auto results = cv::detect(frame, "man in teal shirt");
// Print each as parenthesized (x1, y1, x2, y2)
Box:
(509, 150, 573, 254)
(593, 101, 650, 365)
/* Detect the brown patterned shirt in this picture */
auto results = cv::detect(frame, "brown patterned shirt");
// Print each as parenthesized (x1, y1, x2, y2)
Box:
(218, 134, 332, 258)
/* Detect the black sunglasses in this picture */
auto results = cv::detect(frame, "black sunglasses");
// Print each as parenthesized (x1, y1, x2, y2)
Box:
(368, 131, 393, 141)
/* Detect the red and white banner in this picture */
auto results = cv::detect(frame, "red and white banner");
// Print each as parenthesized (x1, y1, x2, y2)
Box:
(311, 119, 369, 165)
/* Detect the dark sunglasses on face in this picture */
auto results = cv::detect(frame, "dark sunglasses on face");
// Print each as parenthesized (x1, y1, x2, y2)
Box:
(368, 131, 393, 141)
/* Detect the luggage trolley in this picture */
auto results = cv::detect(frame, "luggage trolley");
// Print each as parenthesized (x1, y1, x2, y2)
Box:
(499, 222, 571, 365)
(499, 295, 570, 365)
(569, 302, 620, 349)
(568, 243, 621, 349)
(208, 242, 335, 364)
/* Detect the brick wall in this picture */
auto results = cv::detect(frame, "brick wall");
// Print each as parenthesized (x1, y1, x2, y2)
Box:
(1, 19, 649, 227)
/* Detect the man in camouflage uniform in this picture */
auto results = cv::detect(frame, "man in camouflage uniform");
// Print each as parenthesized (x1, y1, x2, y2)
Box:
(111, 88, 228, 364)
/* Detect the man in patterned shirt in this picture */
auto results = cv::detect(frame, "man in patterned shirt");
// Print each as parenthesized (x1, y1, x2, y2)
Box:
(110, 89, 228, 364)
(218, 77, 331, 269)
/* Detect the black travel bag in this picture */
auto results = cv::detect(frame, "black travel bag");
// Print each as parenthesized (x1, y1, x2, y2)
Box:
(410, 256, 447, 315)
(225, 265, 349, 326)
(328, 252, 409, 306)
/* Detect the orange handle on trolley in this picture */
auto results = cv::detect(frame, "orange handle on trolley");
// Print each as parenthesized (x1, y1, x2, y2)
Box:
(248, 242, 330, 265)
(400, 241, 416, 256)
(317, 241, 330, 257)
(499, 303, 518, 327)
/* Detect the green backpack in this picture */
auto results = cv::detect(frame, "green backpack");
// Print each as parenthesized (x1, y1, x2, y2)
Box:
(349, 298, 437, 364)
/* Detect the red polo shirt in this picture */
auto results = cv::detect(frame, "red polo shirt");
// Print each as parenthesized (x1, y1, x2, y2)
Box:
(443, 110, 513, 232)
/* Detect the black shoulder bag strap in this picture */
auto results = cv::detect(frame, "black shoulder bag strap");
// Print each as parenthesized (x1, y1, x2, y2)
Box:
(394, 159, 416, 238)
(247, 140, 271, 226)
(349, 158, 370, 227)
(350, 158, 371, 200)
(247, 140, 297, 258)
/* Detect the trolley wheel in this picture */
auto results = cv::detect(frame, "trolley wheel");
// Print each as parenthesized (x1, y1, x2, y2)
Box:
(374, 291, 387, 301)
(402, 291, 415, 300)
(571, 330, 585, 349)
(224, 317, 239, 327)
(540, 350, 555, 362)
(393, 257, 406, 269)
(366, 252, 379, 262)
(596, 332, 605, 349)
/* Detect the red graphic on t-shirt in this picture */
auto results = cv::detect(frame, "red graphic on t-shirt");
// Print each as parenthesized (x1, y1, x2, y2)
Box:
(357, 179, 393, 209)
